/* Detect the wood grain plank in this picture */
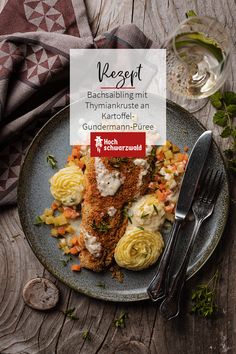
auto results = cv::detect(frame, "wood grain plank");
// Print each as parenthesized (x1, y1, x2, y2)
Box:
(85, 0, 134, 37)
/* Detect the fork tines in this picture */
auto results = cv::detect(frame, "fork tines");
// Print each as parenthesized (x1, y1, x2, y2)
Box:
(199, 169, 223, 204)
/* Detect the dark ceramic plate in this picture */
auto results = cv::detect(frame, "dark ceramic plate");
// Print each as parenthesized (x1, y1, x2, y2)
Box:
(18, 101, 229, 302)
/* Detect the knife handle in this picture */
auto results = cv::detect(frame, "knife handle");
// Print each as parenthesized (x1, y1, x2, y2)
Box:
(147, 218, 183, 302)
(160, 219, 203, 319)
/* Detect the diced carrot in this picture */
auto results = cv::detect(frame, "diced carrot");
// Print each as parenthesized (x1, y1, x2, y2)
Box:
(67, 155, 74, 162)
(63, 207, 80, 219)
(158, 183, 166, 190)
(57, 226, 66, 235)
(156, 151, 165, 161)
(71, 264, 81, 271)
(71, 235, 79, 246)
(176, 153, 188, 162)
(75, 159, 85, 169)
(184, 146, 189, 152)
(70, 246, 79, 255)
(72, 147, 79, 157)
(71, 146, 81, 159)
(51, 202, 59, 211)
(156, 190, 166, 202)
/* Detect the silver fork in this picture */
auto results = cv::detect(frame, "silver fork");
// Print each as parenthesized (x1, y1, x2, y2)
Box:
(159, 169, 223, 320)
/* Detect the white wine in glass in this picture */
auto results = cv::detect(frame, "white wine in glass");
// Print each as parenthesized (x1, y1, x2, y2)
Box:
(166, 16, 231, 112)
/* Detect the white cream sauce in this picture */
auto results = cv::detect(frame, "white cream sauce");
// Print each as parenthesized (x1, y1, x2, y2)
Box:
(94, 158, 122, 197)
(146, 145, 153, 156)
(107, 206, 117, 217)
(81, 227, 101, 258)
(133, 159, 150, 189)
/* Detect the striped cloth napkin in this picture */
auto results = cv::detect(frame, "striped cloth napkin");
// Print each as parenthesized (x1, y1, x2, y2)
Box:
(0, 0, 154, 206)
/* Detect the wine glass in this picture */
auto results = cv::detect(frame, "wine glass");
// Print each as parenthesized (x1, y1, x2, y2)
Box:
(165, 16, 231, 112)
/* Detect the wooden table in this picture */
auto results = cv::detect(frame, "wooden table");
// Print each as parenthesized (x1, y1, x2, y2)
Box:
(1, 1, 236, 353)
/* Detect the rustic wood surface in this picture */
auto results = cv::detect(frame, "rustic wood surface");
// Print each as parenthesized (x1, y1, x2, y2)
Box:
(0, 0, 236, 353)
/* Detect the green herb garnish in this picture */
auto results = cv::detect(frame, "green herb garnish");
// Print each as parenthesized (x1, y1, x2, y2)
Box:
(60, 255, 72, 266)
(46, 154, 57, 169)
(91, 220, 111, 233)
(96, 282, 106, 289)
(137, 226, 144, 230)
(122, 206, 132, 224)
(63, 307, 79, 320)
(153, 204, 159, 214)
(191, 270, 219, 317)
(34, 216, 43, 225)
(82, 330, 91, 341)
(151, 147, 156, 156)
(210, 91, 236, 173)
(141, 213, 149, 219)
(114, 311, 128, 328)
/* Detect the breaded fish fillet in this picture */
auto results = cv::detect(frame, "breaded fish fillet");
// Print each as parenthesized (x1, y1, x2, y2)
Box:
(78, 156, 153, 272)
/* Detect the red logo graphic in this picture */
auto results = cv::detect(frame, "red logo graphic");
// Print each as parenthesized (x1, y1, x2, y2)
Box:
(90, 132, 146, 157)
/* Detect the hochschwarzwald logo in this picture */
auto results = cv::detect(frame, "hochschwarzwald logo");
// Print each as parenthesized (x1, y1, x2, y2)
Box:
(91, 132, 145, 158)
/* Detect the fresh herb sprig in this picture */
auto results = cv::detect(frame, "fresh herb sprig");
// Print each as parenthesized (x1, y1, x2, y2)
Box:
(122, 206, 132, 224)
(153, 204, 159, 214)
(46, 154, 57, 169)
(210, 91, 236, 173)
(34, 216, 43, 225)
(60, 254, 72, 267)
(96, 281, 106, 289)
(141, 212, 149, 219)
(191, 270, 219, 317)
(91, 220, 111, 233)
(137, 226, 144, 230)
(63, 307, 79, 320)
(114, 311, 128, 328)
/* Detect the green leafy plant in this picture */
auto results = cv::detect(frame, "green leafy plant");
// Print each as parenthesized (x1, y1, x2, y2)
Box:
(191, 270, 219, 317)
(210, 91, 236, 173)
(114, 311, 128, 328)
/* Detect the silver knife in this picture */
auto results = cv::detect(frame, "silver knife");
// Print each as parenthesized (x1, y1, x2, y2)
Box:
(147, 130, 212, 302)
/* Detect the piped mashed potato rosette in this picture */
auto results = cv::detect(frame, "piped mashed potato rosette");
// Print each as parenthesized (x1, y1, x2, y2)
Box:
(114, 226, 164, 271)
(49, 166, 85, 206)
(129, 194, 166, 232)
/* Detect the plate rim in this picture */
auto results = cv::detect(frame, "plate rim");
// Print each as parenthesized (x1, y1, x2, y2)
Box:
(18, 100, 230, 302)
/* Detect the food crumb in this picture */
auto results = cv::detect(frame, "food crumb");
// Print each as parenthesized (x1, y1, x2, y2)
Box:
(110, 264, 124, 283)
